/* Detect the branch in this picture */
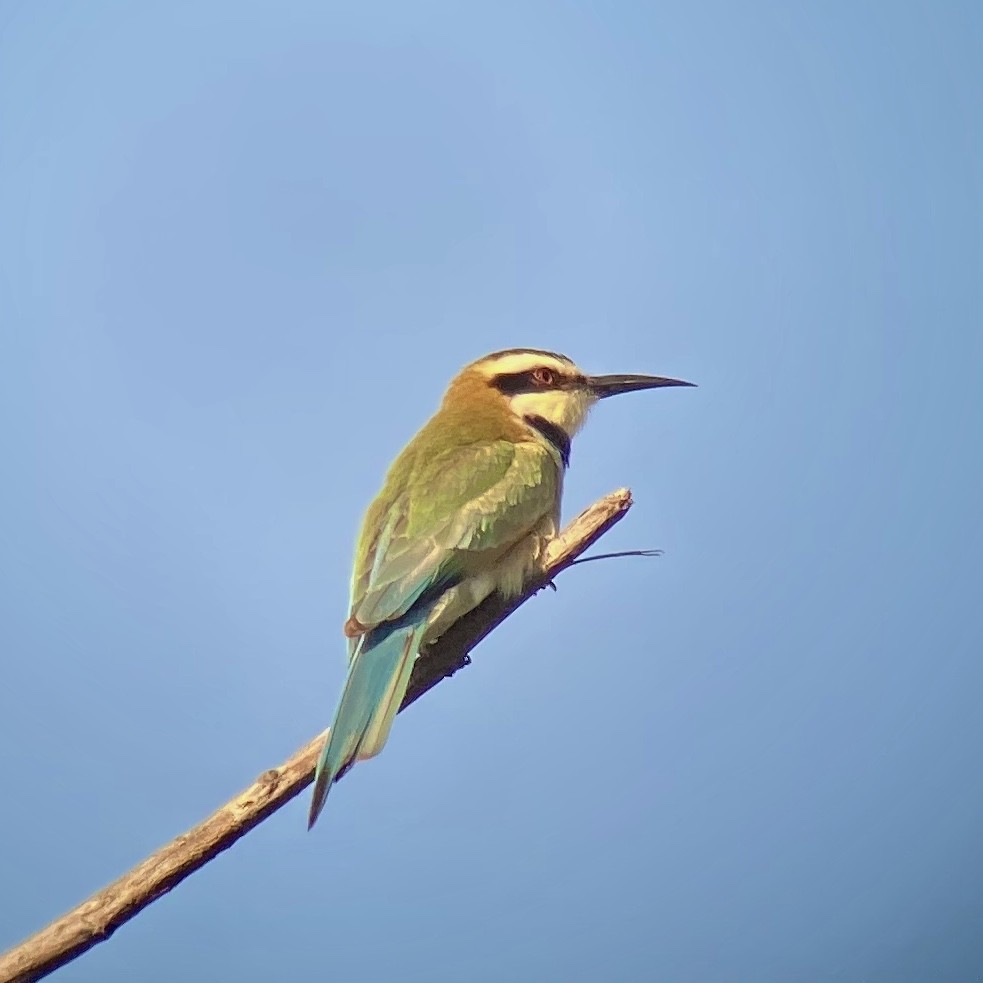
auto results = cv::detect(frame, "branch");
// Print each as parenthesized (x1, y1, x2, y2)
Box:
(0, 488, 635, 983)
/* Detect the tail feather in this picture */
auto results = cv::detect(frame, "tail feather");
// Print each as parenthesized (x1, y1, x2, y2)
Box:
(308, 622, 422, 829)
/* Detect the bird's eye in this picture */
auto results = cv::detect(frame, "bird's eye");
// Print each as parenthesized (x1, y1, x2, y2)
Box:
(532, 367, 555, 386)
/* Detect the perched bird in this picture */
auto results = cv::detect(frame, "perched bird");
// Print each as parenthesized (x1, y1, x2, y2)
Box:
(308, 348, 693, 827)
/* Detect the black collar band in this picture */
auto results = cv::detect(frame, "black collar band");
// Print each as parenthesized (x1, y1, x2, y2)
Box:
(524, 415, 571, 468)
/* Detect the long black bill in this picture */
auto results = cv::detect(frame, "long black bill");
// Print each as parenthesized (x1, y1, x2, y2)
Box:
(588, 373, 696, 398)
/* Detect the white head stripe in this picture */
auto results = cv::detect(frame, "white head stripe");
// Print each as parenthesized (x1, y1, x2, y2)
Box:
(471, 351, 575, 378)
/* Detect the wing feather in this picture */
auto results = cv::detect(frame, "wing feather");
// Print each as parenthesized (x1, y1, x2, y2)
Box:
(348, 439, 556, 638)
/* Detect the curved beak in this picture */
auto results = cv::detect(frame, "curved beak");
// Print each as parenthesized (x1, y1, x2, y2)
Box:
(588, 373, 696, 398)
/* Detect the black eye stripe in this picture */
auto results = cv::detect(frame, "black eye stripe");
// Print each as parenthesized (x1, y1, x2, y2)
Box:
(492, 370, 548, 395)
(492, 369, 583, 395)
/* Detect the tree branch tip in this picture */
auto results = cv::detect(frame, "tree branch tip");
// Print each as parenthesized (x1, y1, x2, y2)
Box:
(569, 548, 664, 567)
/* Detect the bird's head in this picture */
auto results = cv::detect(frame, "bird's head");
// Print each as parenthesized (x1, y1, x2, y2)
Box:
(447, 348, 694, 448)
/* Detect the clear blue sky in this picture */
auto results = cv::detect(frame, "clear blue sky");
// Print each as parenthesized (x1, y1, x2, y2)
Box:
(2, 2, 982, 980)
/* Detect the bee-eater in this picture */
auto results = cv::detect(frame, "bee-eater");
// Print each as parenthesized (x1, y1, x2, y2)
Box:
(308, 348, 693, 827)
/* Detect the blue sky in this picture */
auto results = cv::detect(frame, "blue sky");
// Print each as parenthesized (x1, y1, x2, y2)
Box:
(2, 2, 982, 980)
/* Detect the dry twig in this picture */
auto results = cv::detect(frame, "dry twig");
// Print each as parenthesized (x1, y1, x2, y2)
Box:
(0, 489, 635, 983)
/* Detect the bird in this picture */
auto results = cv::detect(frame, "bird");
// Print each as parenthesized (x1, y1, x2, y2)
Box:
(307, 348, 693, 828)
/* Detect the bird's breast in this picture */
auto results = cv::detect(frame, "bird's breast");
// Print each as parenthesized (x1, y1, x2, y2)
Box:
(489, 511, 557, 599)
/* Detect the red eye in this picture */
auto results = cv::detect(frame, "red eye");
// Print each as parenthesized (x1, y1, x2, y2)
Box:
(532, 367, 555, 386)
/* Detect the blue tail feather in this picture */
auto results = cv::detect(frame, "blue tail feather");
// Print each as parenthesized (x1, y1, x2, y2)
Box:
(308, 616, 425, 828)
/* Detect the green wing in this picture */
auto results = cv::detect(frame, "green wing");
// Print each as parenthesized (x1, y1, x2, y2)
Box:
(348, 438, 557, 641)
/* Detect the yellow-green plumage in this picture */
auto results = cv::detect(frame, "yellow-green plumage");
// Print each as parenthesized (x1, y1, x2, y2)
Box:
(308, 348, 693, 828)
(348, 375, 561, 635)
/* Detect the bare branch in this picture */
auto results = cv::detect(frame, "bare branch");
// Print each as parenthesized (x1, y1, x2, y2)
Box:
(0, 489, 634, 983)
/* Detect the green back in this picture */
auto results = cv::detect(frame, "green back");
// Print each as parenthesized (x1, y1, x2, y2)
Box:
(348, 405, 559, 640)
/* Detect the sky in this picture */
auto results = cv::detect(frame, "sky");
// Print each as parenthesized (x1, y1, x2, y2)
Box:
(1, 1, 982, 980)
